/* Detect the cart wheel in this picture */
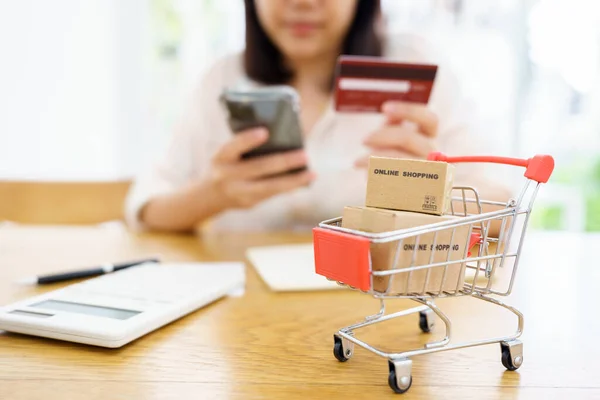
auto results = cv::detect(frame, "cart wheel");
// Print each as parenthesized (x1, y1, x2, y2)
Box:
(388, 361, 412, 394)
(333, 335, 353, 362)
(418, 310, 434, 333)
(500, 340, 523, 371)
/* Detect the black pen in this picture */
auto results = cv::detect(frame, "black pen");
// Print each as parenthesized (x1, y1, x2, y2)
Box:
(17, 258, 160, 285)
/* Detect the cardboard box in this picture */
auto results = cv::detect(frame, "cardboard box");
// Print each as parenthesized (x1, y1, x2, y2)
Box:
(366, 157, 455, 215)
(342, 206, 470, 295)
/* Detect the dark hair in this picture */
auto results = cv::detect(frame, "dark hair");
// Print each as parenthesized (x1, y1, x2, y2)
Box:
(243, 0, 383, 85)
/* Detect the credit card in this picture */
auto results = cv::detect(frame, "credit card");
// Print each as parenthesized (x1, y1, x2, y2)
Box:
(334, 56, 438, 113)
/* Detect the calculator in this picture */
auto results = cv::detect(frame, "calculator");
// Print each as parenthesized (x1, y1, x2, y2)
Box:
(0, 262, 245, 348)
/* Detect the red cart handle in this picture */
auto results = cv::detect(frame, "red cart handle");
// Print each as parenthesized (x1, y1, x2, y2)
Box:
(427, 152, 555, 183)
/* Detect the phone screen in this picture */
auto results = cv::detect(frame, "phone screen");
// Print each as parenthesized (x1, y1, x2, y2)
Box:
(221, 87, 304, 161)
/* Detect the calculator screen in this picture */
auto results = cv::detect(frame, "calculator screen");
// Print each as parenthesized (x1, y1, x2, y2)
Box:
(32, 300, 141, 320)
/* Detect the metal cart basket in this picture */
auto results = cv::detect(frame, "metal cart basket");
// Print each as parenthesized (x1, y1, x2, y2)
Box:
(313, 152, 554, 394)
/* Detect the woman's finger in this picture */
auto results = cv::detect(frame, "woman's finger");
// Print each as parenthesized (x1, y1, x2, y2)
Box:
(382, 101, 439, 137)
(243, 170, 316, 201)
(213, 128, 269, 163)
(363, 125, 436, 157)
(218, 149, 308, 180)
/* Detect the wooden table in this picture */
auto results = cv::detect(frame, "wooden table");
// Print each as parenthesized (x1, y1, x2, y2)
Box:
(0, 225, 599, 400)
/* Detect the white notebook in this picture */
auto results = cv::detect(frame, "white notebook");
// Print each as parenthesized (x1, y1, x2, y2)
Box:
(246, 244, 341, 291)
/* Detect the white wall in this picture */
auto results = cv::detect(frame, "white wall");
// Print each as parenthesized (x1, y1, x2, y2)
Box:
(0, 0, 148, 180)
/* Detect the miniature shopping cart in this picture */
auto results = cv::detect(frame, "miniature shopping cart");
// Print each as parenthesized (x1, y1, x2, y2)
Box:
(313, 152, 554, 394)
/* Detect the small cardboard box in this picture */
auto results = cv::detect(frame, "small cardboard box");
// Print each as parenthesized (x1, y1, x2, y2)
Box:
(366, 157, 455, 215)
(342, 206, 470, 294)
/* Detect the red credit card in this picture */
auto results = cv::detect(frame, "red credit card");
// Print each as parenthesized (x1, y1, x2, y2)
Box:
(334, 56, 438, 113)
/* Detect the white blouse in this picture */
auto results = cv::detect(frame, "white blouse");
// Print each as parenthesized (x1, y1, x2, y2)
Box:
(125, 34, 493, 232)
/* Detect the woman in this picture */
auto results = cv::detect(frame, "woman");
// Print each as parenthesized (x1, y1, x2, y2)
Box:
(126, 0, 510, 233)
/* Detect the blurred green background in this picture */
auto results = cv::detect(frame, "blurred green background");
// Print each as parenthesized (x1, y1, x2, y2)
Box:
(531, 157, 600, 231)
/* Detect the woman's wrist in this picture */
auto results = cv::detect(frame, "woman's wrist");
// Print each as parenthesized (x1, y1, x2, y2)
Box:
(187, 179, 231, 222)
(140, 179, 230, 232)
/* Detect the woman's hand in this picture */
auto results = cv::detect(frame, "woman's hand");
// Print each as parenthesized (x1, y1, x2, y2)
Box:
(209, 127, 314, 209)
(141, 127, 314, 232)
(355, 101, 439, 168)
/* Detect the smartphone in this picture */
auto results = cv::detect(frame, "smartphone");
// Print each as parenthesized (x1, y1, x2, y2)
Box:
(220, 86, 305, 167)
